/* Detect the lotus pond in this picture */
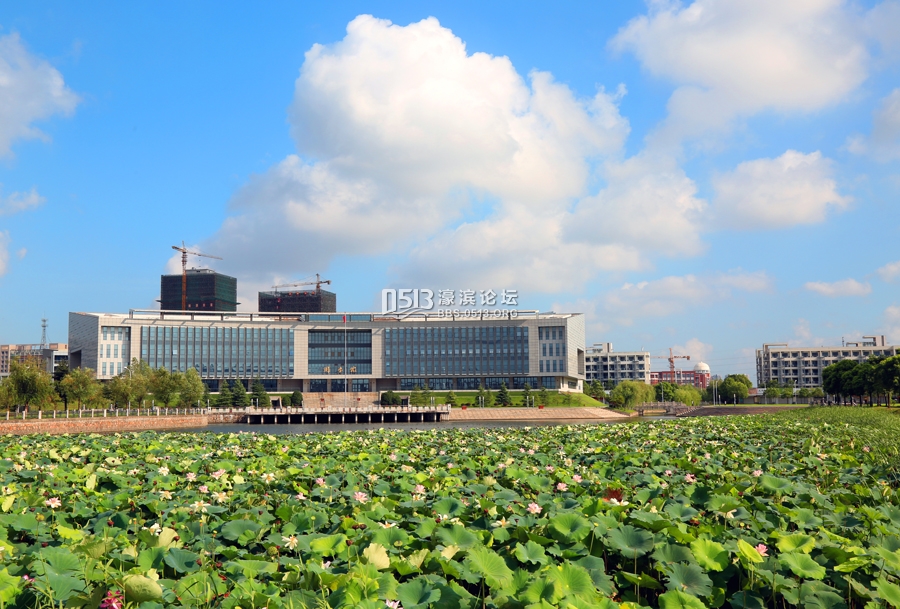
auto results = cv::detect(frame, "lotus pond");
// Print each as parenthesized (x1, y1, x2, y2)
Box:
(0, 408, 899, 609)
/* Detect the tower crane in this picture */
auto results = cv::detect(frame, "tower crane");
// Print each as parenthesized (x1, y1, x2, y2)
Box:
(171, 242, 222, 310)
(272, 273, 331, 294)
(652, 348, 691, 373)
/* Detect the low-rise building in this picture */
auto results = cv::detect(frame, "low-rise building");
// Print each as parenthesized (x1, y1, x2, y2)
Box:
(650, 363, 711, 389)
(584, 343, 650, 386)
(0, 343, 68, 377)
(756, 335, 897, 388)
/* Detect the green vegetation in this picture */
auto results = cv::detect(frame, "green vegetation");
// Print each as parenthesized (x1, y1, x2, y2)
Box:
(823, 355, 900, 404)
(0, 408, 897, 607)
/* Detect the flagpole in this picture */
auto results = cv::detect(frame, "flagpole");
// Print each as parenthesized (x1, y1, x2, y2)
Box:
(344, 313, 348, 409)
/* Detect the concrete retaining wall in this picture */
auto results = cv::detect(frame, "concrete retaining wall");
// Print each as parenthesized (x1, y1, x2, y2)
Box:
(0, 415, 208, 435)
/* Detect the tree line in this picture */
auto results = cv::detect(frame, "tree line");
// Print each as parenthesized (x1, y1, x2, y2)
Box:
(822, 355, 900, 405)
(0, 357, 293, 411)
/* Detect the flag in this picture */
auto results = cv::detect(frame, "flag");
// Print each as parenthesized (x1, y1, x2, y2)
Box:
(343, 315, 346, 323)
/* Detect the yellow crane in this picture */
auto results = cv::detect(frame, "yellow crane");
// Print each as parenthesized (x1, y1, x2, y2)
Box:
(171, 242, 222, 310)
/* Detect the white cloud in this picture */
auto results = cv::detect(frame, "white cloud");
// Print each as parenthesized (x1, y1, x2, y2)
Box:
(0, 32, 79, 156)
(672, 338, 713, 365)
(0, 187, 45, 215)
(848, 88, 900, 160)
(0, 231, 9, 277)
(877, 260, 900, 282)
(883, 305, 900, 343)
(205, 15, 645, 290)
(602, 270, 772, 325)
(610, 0, 869, 142)
(15, 248, 25, 259)
(712, 150, 849, 228)
(804, 278, 872, 297)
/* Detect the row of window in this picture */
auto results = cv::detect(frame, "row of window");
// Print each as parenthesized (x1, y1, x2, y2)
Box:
(541, 343, 565, 357)
(539, 360, 566, 373)
(587, 355, 647, 362)
(308, 379, 371, 392)
(308, 331, 372, 344)
(140, 326, 294, 378)
(101, 326, 130, 341)
(769, 349, 894, 359)
(102, 362, 123, 376)
(398, 376, 555, 390)
(99, 344, 124, 360)
(538, 327, 564, 341)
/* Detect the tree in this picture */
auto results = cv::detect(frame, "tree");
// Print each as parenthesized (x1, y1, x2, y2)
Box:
(59, 367, 99, 409)
(445, 390, 457, 407)
(251, 378, 270, 408)
(105, 375, 132, 407)
(7, 359, 55, 410)
(878, 355, 900, 406)
(216, 381, 234, 407)
(409, 385, 425, 406)
(202, 383, 211, 407)
(291, 390, 303, 407)
(720, 375, 751, 404)
(655, 381, 678, 402)
(149, 367, 181, 407)
(422, 384, 433, 406)
(586, 380, 606, 402)
(232, 379, 251, 407)
(609, 380, 654, 409)
(381, 390, 400, 406)
(673, 385, 702, 406)
(779, 379, 795, 401)
(537, 387, 551, 408)
(521, 383, 532, 407)
(823, 359, 857, 403)
(283, 393, 293, 407)
(497, 383, 512, 406)
(123, 358, 153, 406)
(179, 368, 206, 407)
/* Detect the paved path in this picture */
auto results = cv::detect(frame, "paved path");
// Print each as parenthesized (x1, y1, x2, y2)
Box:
(448, 407, 628, 421)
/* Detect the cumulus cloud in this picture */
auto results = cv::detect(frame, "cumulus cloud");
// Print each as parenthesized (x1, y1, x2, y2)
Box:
(804, 278, 872, 297)
(883, 305, 900, 343)
(672, 338, 713, 364)
(610, 0, 869, 142)
(848, 88, 900, 160)
(712, 150, 848, 228)
(0, 32, 79, 156)
(205, 15, 649, 290)
(0, 231, 9, 277)
(877, 260, 900, 282)
(15, 248, 26, 259)
(0, 187, 45, 215)
(602, 270, 772, 325)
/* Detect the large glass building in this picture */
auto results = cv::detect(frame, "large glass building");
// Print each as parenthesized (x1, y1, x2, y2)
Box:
(68, 310, 586, 393)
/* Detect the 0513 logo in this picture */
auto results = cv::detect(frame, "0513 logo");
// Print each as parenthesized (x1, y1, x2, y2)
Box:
(381, 289, 434, 316)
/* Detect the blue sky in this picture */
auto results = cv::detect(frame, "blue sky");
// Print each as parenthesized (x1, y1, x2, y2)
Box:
(1, 1, 899, 381)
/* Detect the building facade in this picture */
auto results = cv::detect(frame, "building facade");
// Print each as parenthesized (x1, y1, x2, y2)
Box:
(258, 289, 337, 313)
(756, 335, 897, 388)
(160, 269, 238, 312)
(650, 363, 711, 389)
(0, 343, 68, 377)
(69, 310, 585, 392)
(583, 343, 650, 386)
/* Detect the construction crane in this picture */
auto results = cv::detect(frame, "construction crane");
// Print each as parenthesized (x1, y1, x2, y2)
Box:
(652, 347, 691, 373)
(272, 273, 331, 294)
(171, 242, 223, 310)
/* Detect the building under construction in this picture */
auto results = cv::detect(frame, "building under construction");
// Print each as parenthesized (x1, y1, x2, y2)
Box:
(160, 269, 238, 311)
(258, 288, 337, 313)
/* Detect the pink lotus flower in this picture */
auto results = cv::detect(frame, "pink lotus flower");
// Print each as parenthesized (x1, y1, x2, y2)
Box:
(519, 448, 525, 453)
(185, 472, 197, 482)
(354, 491, 369, 503)
(281, 446, 289, 453)
(752, 469, 763, 477)
(664, 470, 673, 476)
(573, 474, 583, 483)
(315, 478, 325, 486)
(545, 465, 555, 472)
(863, 446, 870, 453)
(295, 492, 306, 500)
(211, 469, 226, 480)
(755, 543, 768, 557)
(527, 502, 542, 514)
(557, 482, 568, 492)
(44, 497, 61, 509)
(389, 453, 398, 461)
(684, 474, 697, 483)
(414, 484, 426, 494)
(198, 485, 208, 493)
(100, 590, 124, 609)
(527, 449, 535, 455)
(386, 600, 402, 609)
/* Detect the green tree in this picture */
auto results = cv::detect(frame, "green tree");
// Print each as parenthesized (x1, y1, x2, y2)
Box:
(291, 390, 303, 407)
(823, 359, 857, 403)
(202, 383, 211, 407)
(655, 381, 678, 402)
(673, 385, 702, 406)
(779, 379, 795, 401)
(105, 374, 131, 407)
(721, 375, 751, 404)
(381, 390, 400, 406)
(537, 386, 551, 408)
(610, 380, 654, 409)
(409, 385, 425, 406)
(422, 384, 433, 406)
(497, 383, 512, 406)
(179, 368, 206, 407)
(283, 392, 293, 407)
(586, 380, 606, 402)
(521, 383, 532, 407)
(232, 379, 251, 407)
(59, 367, 99, 409)
(123, 358, 153, 406)
(878, 355, 900, 406)
(445, 390, 457, 407)
(216, 381, 234, 407)
(251, 378, 270, 408)
(149, 367, 181, 407)
(7, 359, 55, 410)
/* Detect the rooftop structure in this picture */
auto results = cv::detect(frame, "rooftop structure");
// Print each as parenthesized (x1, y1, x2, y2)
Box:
(258, 289, 337, 313)
(160, 269, 238, 312)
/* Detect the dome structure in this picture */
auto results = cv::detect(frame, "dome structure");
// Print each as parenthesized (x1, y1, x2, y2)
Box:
(693, 362, 711, 373)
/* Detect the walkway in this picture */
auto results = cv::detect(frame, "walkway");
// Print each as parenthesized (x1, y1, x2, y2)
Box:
(449, 407, 629, 421)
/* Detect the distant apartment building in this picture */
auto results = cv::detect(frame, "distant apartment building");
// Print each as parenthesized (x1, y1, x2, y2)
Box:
(584, 343, 650, 386)
(0, 343, 68, 377)
(756, 335, 897, 388)
(650, 363, 711, 390)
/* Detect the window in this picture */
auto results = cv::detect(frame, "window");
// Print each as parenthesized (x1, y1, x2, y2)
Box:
(540, 361, 544, 373)
(552, 360, 557, 372)
(102, 362, 107, 375)
(114, 345, 119, 358)
(117, 362, 122, 374)
(106, 345, 111, 358)
(102, 327, 108, 341)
